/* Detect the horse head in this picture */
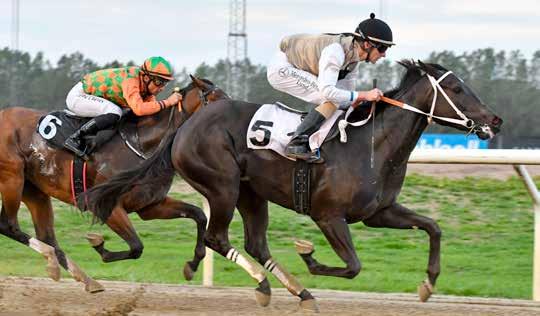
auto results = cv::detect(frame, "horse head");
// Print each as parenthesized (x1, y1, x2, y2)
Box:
(138, 76, 229, 152)
(179, 75, 230, 115)
(397, 60, 502, 140)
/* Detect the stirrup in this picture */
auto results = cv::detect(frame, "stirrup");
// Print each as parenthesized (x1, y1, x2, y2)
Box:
(285, 142, 310, 158)
(285, 146, 324, 163)
(64, 139, 87, 159)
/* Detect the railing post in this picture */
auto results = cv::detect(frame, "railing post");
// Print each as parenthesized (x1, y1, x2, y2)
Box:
(202, 198, 213, 286)
(514, 165, 540, 301)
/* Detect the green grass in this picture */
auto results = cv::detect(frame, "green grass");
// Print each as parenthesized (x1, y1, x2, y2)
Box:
(0, 174, 536, 299)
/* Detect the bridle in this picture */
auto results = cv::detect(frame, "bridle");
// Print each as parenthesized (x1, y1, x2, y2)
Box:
(338, 71, 480, 142)
(130, 84, 218, 160)
(198, 86, 218, 107)
(423, 71, 474, 128)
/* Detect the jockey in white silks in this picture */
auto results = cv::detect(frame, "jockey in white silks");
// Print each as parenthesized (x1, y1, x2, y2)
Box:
(267, 13, 395, 160)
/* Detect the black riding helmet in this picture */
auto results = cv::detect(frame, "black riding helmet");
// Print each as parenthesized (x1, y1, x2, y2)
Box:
(354, 13, 395, 48)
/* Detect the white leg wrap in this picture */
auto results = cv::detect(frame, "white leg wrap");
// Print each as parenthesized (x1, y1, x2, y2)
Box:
(226, 248, 266, 283)
(29, 237, 55, 256)
(66, 257, 88, 282)
(264, 258, 305, 296)
(29, 237, 61, 281)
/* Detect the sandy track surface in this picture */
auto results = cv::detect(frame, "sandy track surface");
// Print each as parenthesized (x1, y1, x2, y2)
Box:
(1, 277, 540, 316)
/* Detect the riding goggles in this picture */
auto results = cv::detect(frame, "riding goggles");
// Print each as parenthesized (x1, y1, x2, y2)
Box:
(371, 42, 389, 53)
(151, 76, 169, 87)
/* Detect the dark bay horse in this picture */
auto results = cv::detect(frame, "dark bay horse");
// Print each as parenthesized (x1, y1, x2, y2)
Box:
(0, 76, 228, 292)
(85, 60, 502, 309)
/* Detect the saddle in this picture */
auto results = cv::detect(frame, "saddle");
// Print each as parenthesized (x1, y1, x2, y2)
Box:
(246, 102, 372, 160)
(246, 102, 372, 215)
(36, 110, 148, 159)
(35, 110, 151, 205)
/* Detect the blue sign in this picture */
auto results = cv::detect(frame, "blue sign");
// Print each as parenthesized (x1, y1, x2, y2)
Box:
(415, 134, 488, 150)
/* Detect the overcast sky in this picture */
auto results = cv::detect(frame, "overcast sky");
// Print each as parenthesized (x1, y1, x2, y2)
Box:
(1, 0, 539, 72)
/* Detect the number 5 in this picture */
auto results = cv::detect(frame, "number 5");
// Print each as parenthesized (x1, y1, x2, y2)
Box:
(250, 120, 273, 146)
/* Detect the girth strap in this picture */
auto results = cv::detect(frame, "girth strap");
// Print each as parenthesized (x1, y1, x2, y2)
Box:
(292, 160, 311, 215)
(70, 157, 87, 205)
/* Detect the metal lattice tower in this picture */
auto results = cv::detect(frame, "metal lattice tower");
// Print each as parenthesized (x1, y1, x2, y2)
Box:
(9, 0, 20, 107)
(227, 0, 248, 100)
(11, 0, 20, 50)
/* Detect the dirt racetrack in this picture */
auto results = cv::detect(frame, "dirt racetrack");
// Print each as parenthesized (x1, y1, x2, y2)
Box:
(2, 165, 539, 316)
(2, 277, 540, 316)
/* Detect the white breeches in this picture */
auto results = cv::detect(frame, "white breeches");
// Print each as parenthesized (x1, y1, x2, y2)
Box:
(266, 51, 350, 107)
(66, 82, 123, 117)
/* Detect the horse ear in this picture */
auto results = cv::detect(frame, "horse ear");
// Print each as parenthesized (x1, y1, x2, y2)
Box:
(417, 60, 427, 76)
(417, 60, 433, 76)
(189, 74, 206, 89)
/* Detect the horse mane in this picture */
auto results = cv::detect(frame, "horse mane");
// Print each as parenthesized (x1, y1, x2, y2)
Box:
(385, 59, 448, 99)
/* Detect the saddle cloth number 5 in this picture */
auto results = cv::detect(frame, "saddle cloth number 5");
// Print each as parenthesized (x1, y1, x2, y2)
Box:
(249, 120, 274, 147)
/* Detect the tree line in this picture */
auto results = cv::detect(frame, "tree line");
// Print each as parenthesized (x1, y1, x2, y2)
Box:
(1, 47, 539, 136)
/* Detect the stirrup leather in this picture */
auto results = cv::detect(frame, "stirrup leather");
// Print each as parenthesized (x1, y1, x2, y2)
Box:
(64, 138, 86, 158)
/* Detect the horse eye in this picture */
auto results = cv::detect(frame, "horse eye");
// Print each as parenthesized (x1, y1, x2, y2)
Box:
(452, 86, 462, 93)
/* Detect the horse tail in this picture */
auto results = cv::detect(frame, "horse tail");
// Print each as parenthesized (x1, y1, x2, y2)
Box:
(82, 130, 177, 223)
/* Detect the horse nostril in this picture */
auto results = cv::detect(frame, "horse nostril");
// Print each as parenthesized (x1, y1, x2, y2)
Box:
(492, 116, 502, 126)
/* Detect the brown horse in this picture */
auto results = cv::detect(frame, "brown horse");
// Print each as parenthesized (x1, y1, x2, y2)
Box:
(84, 61, 502, 310)
(0, 75, 228, 292)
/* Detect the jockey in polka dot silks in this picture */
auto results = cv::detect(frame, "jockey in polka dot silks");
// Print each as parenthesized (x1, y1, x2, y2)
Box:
(64, 56, 181, 158)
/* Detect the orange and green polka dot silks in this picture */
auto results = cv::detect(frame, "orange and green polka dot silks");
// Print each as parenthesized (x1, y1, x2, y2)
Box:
(82, 67, 140, 106)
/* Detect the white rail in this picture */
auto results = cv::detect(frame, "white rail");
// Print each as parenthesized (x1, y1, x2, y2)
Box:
(410, 149, 540, 165)
(411, 149, 540, 300)
(201, 149, 540, 301)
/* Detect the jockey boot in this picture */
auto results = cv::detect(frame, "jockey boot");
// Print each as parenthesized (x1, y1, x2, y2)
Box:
(285, 109, 326, 160)
(64, 113, 120, 158)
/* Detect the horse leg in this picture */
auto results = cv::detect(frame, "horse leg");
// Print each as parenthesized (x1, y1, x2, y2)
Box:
(205, 191, 273, 307)
(362, 202, 441, 302)
(136, 196, 207, 281)
(297, 216, 362, 279)
(236, 183, 318, 312)
(177, 148, 270, 307)
(86, 205, 144, 262)
(0, 166, 62, 281)
(22, 183, 104, 293)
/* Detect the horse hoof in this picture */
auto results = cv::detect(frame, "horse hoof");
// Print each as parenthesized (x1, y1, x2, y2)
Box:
(183, 262, 194, 281)
(295, 240, 314, 255)
(86, 233, 104, 247)
(254, 288, 271, 307)
(254, 278, 271, 307)
(85, 279, 105, 293)
(299, 298, 319, 313)
(46, 263, 61, 281)
(418, 279, 434, 302)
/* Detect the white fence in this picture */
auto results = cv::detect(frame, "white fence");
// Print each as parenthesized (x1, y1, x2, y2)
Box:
(201, 149, 540, 301)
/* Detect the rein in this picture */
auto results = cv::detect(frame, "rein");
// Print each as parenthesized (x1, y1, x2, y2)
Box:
(126, 84, 214, 160)
(338, 71, 476, 143)
(380, 71, 474, 128)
